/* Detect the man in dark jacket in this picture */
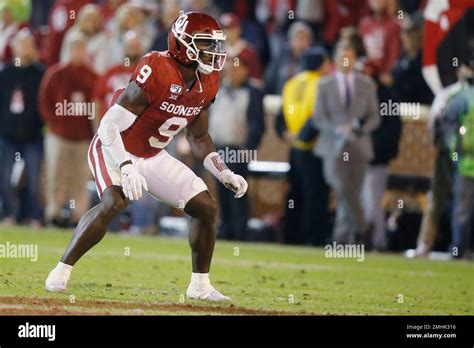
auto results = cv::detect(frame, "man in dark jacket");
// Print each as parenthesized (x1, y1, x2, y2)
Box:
(390, 15, 434, 104)
(0, 28, 45, 226)
(264, 21, 313, 95)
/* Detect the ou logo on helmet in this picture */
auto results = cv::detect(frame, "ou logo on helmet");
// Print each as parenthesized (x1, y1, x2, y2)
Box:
(175, 13, 189, 36)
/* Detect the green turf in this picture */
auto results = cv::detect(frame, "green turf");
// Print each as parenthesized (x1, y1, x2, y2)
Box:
(0, 226, 472, 315)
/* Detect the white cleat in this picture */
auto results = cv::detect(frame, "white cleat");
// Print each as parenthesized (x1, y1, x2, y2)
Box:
(45, 267, 70, 292)
(186, 284, 231, 302)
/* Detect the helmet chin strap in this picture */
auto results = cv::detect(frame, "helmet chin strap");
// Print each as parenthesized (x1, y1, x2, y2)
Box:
(194, 67, 203, 93)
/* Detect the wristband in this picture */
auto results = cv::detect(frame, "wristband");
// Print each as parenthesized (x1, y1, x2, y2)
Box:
(119, 160, 133, 170)
(203, 152, 230, 181)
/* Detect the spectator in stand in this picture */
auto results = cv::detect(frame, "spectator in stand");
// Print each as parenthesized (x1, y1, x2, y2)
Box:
(212, 2, 272, 67)
(398, 0, 428, 15)
(93, 30, 143, 128)
(41, 0, 90, 67)
(361, 80, 402, 250)
(389, 14, 434, 104)
(295, 0, 324, 41)
(60, 4, 108, 74)
(181, 0, 220, 21)
(235, 0, 271, 68)
(219, 12, 263, 85)
(255, 0, 294, 34)
(338, 26, 371, 74)
(208, 53, 265, 240)
(95, 3, 154, 73)
(0, 29, 44, 227)
(265, 21, 313, 95)
(276, 47, 332, 245)
(130, 0, 160, 44)
(256, 0, 295, 67)
(39, 32, 97, 227)
(323, 0, 369, 53)
(100, 0, 127, 34)
(0, 0, 31, 69)
(359, 0, 401, 83)
(151, 0, 181, 52)
(30, 0, 54, 28)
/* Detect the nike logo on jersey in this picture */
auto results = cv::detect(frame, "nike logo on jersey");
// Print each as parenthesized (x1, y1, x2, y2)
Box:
(159, 101, 203, 116)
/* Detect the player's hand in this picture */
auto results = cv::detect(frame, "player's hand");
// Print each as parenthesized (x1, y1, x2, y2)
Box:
(120, 163, 148, 201)
(220, 170, 248, 198)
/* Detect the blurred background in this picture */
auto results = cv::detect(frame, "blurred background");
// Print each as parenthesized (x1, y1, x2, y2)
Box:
(1, 0, 474, 259)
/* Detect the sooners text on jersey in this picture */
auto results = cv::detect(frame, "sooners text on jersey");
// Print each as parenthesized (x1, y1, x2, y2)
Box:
(112, 51, 219, 158)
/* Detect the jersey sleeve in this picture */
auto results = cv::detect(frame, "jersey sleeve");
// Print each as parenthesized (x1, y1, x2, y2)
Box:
(130, 52, 162, 104)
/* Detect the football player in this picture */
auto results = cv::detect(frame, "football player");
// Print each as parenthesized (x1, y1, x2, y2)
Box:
(45, 12, 248, 301)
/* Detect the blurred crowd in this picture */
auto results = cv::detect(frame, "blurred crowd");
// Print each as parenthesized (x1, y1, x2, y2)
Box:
(0, 0, 473, 259)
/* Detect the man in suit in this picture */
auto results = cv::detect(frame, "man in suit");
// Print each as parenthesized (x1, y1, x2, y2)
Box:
(312, 41, 380, 245)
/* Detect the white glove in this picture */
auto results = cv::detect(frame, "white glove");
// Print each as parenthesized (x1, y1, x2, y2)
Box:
(203, 152, 248, 198)
(219, 170, 248, 198)
(120, 163, 148, 201)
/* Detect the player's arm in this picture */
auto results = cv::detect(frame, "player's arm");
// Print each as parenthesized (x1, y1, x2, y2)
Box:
(185, 109, 216, 160)
(185, 110, 248, 198)
(96, 81, 149, 200)
(98, 82, 147, 167)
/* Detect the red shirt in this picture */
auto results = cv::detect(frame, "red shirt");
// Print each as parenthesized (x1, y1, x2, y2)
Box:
(113, 51, 219, 158)
(39, 63, 97, 141)
(324, 0, 369, 45)
(41, 0, 89, 66)
(359, 12, 401, 75)
(229, 40, 263, 81)
(93, 63, 137, 118)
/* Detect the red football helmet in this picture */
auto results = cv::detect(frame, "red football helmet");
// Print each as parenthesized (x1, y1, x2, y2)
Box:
(168, 12, 227, 75)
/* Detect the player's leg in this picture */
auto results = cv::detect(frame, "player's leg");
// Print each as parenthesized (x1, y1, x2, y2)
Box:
(185, 192, 231, 301)
(46, 136, 126, 292)
(61, 186, 127, 265)
(140, 150, 230, 301)
(184, 191, 218, 273)
(45, 187, 128, 292)
(69, 140, 92, 225)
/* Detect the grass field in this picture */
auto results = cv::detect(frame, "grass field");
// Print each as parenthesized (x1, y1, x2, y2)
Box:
(0, 226, 472, 315)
